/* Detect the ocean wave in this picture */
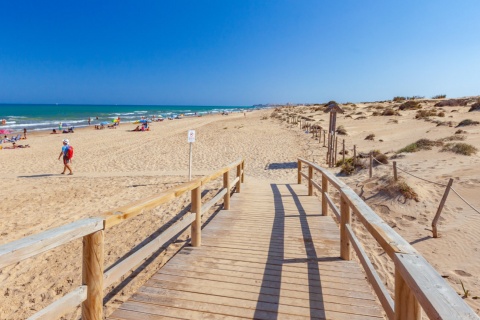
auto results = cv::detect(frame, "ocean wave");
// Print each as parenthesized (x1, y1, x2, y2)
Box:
(134, 110, 148, 113)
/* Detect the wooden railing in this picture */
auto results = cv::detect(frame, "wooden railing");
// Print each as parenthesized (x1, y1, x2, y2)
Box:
(0, 159, 245, 320)
(297, 158, 478, 320)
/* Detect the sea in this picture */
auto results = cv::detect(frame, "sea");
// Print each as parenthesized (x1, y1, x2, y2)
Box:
(0, 104, 261, 132)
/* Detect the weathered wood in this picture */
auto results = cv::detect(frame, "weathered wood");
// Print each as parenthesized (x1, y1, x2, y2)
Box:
(235, 165, 241, 193)
(191, 187, 202, 247)
(104, 212, 195, 288)
(369, 153, 373, 178)
(241, 161, 245, 183)
(324, 192, 340, 221)
(353, 145, 356, 164)
(232, 176, 240, 189)
(223, 171, 230, 210)
(394, 253, 479, 320)
(432, 178, 453, 238)
(340, 194, 351, 260)
(334, 135, 338, 164)
(393, 161, 398, 181)
(300, 172, 308, 181)
(311, 179, 322, 193)
(299, 158, 347, 190)
(395, 263, 421, 320)
(308, 166, 313, 196)
(28, 285, 87, 320)
(0, 218, 104, 269)
(342, 139, 345, 164)
(346, 225, 394, 320)
(323, 130, 326, 147)
(297, 160, 302, 184)
(82, 230, 104, 320)
(201, 188, 228, 214)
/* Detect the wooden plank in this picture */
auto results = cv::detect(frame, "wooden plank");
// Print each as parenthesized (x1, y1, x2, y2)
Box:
(298, 158, 347, 190)
(324, 192, 340, 220)
(0, 217, 104, 269)
(346, 224, 394, 320)
(311, 179, 322, 193)
(190, 187, 201, 247)
(103, 212, 195, 288)
(201, 188, 227, 213)
(231, 176, 240, 188)
(28, 285, 87, 320)
(300, 172, 308, 181)
(341, 188, 416, 258)
(394, 253, 479, 320)
(340, 195, 351, 260)
(200, 158, 243, 185)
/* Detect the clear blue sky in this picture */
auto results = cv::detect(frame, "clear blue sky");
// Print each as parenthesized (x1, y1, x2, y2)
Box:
(0, 0, 479, 105)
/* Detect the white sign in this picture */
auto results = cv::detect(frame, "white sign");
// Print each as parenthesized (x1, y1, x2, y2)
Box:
(188, 130, 196, 143)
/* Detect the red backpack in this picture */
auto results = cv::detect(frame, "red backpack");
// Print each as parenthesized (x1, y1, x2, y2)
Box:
(67, 145, 74, 159)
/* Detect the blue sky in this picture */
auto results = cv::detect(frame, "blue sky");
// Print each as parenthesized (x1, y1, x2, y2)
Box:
(0, 1, 479, 105)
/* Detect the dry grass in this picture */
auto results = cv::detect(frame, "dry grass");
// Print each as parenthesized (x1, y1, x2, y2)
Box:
(338, 157, 366, 175)
(397, 181, 420, 202)
(455, 129, 467, 134)
(355, 116, 367, 120)
(457, 119, 480, 127)
(365, 133, 375, 140)
(397, 139, 443, 153)
(432, 94, 447, 99)
(382, 108, 400, 116)
(469, 102, 480, 112)
(393, 96, 406, 102)
(336, 125, 347, 135)
(438, 135, 466, 142)
(399, 100, 421, 110)
(434, 99, 468, 107)
(441, 143, 478, 156)
(415, 109, 439, 119)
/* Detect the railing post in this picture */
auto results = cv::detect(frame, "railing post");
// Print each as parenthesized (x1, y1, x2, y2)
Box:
(297, 160, 302, 184)
(321, 174, 328, 216)
(191, 186, 202, 246)
(323, 130, 326, 147)
(432, 178, 454, 238)
(241, 161, 245, 183)
(236, 164, 241, 193)
(393, 161, 398, 181)
(395, 265, 421, 320)
(342, 139, 345, 164)
(308, 165, 313, 196)
(353, 145, 357, 165)
(82, 230, 104, 320)
(223, 171, 230, 210)
(334, 135, 338, 165)
(340, 193, 351, 260)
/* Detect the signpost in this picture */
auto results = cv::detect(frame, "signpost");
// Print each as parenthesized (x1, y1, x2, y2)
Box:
(188, 130, 196, 181)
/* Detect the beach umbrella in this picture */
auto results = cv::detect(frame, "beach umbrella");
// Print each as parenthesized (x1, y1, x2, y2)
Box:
(0, 129, 12, 134)
(112, 119, 119, 123)
(63, 123, 71, 127)
(139, 119, 151, 123)
(100, 121, 109, 125)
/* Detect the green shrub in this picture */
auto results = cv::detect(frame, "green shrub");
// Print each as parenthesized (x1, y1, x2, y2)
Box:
(393, 96, 406, 102)
(457, 119, 480, 127)
(399, 100, 421, 110)
(441, 143, 478, 156)
(338, 157, 365, 175)
(432, 94, 447, 99)
(397, 139, 443, 153)
(438, 135, 466, 142)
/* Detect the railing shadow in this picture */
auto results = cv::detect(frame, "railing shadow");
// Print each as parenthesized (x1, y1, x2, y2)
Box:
(253, 183, 326, 319)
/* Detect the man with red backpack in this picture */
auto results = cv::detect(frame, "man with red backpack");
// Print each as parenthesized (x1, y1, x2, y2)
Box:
(58, 139, 73, 175)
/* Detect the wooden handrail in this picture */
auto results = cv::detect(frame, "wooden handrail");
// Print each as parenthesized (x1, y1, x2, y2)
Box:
(0, 158, 245, 320)
(297, 157, 478, 320)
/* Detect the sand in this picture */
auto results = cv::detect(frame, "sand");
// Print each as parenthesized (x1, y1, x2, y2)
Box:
(1, 99, 480, 318)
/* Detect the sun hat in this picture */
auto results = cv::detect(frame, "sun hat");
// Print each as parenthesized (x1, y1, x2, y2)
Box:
(63, 139, 69, 144)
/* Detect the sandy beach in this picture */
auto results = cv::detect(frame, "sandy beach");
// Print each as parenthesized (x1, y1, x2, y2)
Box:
(1, 99, 480, 318)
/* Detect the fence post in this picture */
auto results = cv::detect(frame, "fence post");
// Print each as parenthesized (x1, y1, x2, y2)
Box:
(393, 161, 398, 181)
(223, 171, 230, 210)
(191, 186, 202, 246)
(395, 265, 421, 320)
(297, 160, 302, 184)
(369, 153, 373, 178)
(334, 135, 338, 165)
(308, 165, 313, 196)
(323, 130, 326, 147)
(432, 178, 454, 238)
(342, 139, 345, 164)
(340, 193, 351, 260)
(353, 145, 357, 165)
(236, 164, 241, 193)
(241, 160, 245, 183)
(82, 230, 104, 320)
(321, 174, 328, 216)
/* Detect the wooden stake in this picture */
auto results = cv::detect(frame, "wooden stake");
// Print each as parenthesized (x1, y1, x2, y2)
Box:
(82, 230, 104, 320)
(241, 161, 245, 183)
(323, 130, 326, 147)
(191, 186, 202, 246)
(393, 161, 398, 181)
(353, 145, 357, 165)
(342, 139, 345, 164)
(369, 153, 373, 178)
(236, 164, 241, 193)
(223, 171, 230, 210)
(334, 135, 338, 165)
(432, 178, 454, 238)
(340, 194, 351, 260)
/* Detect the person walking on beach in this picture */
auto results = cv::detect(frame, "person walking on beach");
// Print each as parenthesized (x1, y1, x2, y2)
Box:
(23, 128, 27, 139)
(58, 139, 73, 175)
(88, 117, 91, 125)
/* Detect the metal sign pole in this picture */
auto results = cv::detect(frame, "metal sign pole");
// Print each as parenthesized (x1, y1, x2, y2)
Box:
(189, 142, 193, 181)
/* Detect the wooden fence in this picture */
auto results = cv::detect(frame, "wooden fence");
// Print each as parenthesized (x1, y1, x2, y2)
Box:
(0, 159, 245, 320)
(297, 158, 478, 320)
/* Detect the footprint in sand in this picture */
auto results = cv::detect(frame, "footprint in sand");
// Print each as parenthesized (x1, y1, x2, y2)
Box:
(454, 270, 472, 277)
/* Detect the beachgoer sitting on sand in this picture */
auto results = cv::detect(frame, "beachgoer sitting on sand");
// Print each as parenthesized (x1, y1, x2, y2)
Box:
(68, 127, 74, 133)
(51, 129, 58, 134)
(131, 125, 141, 132)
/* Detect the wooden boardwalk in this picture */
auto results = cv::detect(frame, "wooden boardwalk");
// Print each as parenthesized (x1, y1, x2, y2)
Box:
(108, 179, 384, 320)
